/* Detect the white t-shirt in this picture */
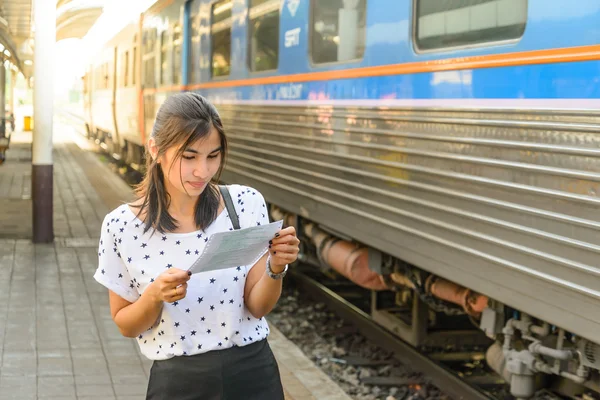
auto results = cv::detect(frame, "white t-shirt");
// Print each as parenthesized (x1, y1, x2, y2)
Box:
(93, 184, 271, 360)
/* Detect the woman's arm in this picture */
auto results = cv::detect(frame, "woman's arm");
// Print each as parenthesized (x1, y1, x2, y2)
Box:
(243, 254, 283, 319)
(109, 290, 163, 338)
(244, 227, 299, 319)
(109, 268, 191, 338)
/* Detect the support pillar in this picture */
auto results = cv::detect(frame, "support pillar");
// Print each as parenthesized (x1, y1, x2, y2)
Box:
(9, 69, 16, 114)
(0, 60, 6, 137)
(32, 0, 55, 243)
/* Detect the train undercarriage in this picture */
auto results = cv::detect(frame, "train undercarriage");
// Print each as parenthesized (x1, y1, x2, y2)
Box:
(270, 205, 600, 399)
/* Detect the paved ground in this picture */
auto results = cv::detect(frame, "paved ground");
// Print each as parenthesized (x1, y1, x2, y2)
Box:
(0, 121, 351, 400)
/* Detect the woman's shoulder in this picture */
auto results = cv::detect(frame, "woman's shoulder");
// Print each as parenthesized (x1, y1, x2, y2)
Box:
(100, 203, 136, 226)
(223, 184, 264, 199)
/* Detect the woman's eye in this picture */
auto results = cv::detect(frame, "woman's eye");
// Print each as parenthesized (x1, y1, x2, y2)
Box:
(182, 155, 195, 160)
(208, 153, 219, 159)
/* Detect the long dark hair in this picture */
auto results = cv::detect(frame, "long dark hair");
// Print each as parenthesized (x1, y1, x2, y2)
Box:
(133, 93, 228, 233)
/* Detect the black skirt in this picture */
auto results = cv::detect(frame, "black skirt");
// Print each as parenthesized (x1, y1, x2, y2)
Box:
(146, 339, 284, 400)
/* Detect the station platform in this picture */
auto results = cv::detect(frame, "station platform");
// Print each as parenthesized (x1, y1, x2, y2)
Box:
(0, 120, 352, 400)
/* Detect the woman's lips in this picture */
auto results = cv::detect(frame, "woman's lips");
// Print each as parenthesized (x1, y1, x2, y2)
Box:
(188, 181, 205, 189)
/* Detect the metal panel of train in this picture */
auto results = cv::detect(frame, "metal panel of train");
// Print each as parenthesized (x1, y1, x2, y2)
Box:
(83, 0, 600, 396)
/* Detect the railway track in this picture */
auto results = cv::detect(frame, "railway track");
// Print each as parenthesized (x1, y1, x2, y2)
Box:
(289, 267, 494, 400)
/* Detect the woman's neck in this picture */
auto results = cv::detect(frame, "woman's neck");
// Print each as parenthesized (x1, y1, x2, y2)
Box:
(167, 192, 198, 219)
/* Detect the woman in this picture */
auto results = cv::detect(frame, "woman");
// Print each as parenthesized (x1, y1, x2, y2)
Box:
(93, 93, 299, 399)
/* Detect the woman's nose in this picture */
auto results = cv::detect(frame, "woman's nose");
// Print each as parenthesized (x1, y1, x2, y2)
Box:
(193, 161, 208, 177)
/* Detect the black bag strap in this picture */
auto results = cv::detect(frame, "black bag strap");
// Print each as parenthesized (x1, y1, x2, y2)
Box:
(219, 185, 240, 230)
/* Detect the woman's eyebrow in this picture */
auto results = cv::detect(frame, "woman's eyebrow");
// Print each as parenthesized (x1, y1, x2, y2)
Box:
(183, 146, 222, 155)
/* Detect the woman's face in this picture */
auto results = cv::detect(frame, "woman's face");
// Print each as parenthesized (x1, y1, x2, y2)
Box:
(157, 125, 223, 198)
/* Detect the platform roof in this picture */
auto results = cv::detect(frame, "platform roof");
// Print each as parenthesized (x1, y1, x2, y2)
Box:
(0, 0, 105, 77)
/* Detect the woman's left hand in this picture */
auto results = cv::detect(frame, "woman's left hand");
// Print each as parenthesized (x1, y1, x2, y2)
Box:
(269, 226, 300, 272)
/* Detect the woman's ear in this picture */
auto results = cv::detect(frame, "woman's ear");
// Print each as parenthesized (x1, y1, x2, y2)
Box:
(148, 137, 159, 163)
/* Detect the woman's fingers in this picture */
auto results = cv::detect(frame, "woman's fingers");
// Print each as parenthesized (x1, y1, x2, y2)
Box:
(163, 282, 188, 303)
(270, 243, 299, 255)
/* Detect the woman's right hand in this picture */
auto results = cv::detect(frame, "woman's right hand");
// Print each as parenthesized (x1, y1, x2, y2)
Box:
(149, 268, 192, 303)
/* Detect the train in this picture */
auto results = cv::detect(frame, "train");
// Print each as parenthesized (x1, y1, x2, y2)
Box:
(83, 0, 600, 397)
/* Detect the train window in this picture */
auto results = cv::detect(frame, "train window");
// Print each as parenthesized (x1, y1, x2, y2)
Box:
(132, 35, 137, 86)
(173, 24, 182, 85)
(310, 0, 367, 64)
(414, 0, 527, 51)
(124, 51, 129, 87)
(143, 28, 157, 87)
(248, 0, 279, 72)
(160, 31, 169, 84)
(211, 0, 232, 77)
(83, 73, 88, 94)
(189, 7, 200, 83)
(104, 62, 109, 89)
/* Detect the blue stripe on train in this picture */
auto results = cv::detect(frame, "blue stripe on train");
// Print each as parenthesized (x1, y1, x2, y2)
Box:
(192, 59, 600, 102)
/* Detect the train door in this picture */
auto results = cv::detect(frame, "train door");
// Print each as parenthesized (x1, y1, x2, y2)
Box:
(111, 46, 121, 156)
(83, 67, 93, 137)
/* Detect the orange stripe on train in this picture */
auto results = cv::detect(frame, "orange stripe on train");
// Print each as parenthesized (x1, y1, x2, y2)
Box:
(143, 44, 600, 94)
